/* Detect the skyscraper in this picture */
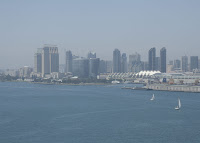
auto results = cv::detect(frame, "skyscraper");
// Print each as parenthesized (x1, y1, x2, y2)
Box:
(65, 50, 73, 73)
(129, 53, 143, 73)
(121, 53, 127, 73)
(190, 56, 198, 71)
(160, 47, 166, 73)
(42, 47, 50, 75)
(42, 46, 59, 76)
(155, 57, 161, 71)
(148, 47, 156, 71)
(113, 49, 121, 73)
(72, 58, 89, 78)
(99, 60, 106, 73)
(198, 59, 200, 70)
(174, 59, 181, 69)
(34, 48, 42, 73)
(87, 52, 96, 59)
(89, 58, 100, 78)
(49, 47, 59, 73)
(129, 52, 141, 63)
(143, 61, 149, 71)
(181, 56, 188, 72)
(106, 61, 112, 73)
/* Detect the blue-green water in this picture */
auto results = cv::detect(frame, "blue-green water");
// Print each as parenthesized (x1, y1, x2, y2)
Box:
(0, 82, 200, 143)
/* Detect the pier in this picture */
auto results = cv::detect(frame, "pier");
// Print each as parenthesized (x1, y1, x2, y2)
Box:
(146, 84, 200, 93)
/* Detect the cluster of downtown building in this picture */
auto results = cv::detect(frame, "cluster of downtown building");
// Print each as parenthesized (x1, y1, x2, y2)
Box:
(112, 47, 167, 74)
(112, 47, 200, 74)
(32, 46, 168, 79)
(34, 45, 103, 79)
(2, 45, 200, 82)
(33, 46, 199, 78)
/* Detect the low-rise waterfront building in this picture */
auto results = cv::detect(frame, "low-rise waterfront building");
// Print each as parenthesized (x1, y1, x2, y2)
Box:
(146, 84, 200, 93)
(19, 66, 33, 78)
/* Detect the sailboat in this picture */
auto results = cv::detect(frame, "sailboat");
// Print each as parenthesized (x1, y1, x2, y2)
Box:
(150, 94, 155, 101)
(175, 98, 181, 110)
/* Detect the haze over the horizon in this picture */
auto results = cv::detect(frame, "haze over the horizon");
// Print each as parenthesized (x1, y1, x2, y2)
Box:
(0, 0, 200, 69)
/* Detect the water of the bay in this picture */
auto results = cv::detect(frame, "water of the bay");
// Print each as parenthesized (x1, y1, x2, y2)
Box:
(0, 82, 200, 143)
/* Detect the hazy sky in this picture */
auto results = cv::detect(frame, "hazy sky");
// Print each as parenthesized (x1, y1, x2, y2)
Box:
(0, 0, 200, 69)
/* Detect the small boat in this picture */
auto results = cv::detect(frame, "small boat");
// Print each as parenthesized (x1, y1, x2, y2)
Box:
(111, 80, 120, 84)
(150, 94, 155, 101)
(175, 98, 181, 110)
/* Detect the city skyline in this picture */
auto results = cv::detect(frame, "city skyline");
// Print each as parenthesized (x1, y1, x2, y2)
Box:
(1, 1, 200, 143)
(2, 45, 200, 83)
(2, 45, 200, 71)
(1, 0, 200, 68)
(1, 44, 199, 69)
(33, 46, 199, 75)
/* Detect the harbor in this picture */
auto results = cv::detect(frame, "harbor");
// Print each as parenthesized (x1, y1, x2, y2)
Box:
(146, 84, 200, 93)
(122, 84, 200, 93)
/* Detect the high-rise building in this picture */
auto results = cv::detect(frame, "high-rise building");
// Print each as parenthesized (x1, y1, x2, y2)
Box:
(121, 53, 127, 73)
(143, 61, 149, 71)
(160, 47, 166, 73)
(190, 56, 198, 71)
(130, 62, 143, 73)
(34, 48, 42, 73)
(113, 49, 121, 73)
(181, 56, 188, 72)
(155, 57, 161, 71)
(174, 59, 181, 69)
(65, 50, 73, 73)
(198, 59, 200, 70)
(89, 58, 100, 78)
(42, 47, 50, 75)
(49, 47, 59, 73)
(129, 53, 141, 63)
(42, 46, 59, 76)
(106, 61, 112, 73)
(72, 58, 89, 78)
(99, 60, 106, 73)
(129, 52, 141, 72)
(87, 52, 96, 59)
(148, 47, 156, 71)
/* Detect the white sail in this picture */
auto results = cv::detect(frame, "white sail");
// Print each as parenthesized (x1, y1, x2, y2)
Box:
(175, 98, 181, 110)
(150, 94, 155, 100)
(178, 98, 181, 108)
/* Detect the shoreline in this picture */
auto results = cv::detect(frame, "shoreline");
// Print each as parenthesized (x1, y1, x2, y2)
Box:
(0, 80, 111, 86)
(32, 82, 111, 86)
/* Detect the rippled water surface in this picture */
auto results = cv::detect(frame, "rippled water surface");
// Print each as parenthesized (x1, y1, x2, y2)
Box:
(0, 82, 200, 143)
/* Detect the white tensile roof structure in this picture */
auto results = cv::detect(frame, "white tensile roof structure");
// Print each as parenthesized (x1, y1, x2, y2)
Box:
(136, 71, 161, 77)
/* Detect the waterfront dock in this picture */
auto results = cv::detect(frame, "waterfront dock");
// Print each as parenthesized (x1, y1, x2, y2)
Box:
(146, 84, 200, 93)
